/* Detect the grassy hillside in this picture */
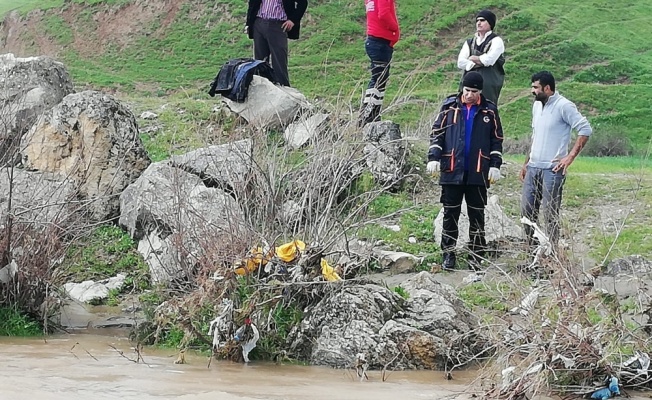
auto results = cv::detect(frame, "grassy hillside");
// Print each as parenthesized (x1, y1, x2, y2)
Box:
(2, 0, 652, 152)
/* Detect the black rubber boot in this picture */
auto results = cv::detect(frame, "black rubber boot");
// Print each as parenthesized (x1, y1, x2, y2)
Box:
(442, 252, 457, 271)
(358, 104, 381, 128)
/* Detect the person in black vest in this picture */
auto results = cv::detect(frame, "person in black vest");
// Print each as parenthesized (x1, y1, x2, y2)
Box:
(246, 0, 308, 87)
(457, 10, 505, 104)
(427, 72, 504, 270)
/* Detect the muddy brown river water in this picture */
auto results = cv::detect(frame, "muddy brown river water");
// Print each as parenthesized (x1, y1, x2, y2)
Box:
(0, 333, 477, 400)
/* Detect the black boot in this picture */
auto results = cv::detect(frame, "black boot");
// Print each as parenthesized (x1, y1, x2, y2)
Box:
(442, 252, 457, 271)
(358, 104, 381, 128)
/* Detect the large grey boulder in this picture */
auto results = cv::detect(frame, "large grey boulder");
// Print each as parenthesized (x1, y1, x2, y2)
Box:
(21, 90, 151, 222)
(119, 160, 247, 284)
(0, 53, 74, 166)
(169, 139, 253, 190)
(362, 121, 407, 186)
(222, 76, 308, 129)
(434, 195, 522, 249)
(119, 162, 245, 239)
(0, 167, 76, 225)
(289, 272, 484, 370)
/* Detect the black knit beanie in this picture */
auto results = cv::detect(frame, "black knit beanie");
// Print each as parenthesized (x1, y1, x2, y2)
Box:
(476, 10, 497, 30)
(462, 71, 484, 90)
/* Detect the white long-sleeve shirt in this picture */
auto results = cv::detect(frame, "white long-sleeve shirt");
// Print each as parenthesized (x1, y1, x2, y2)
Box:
(528, 92, 593, 169)
(457, 31, 505, 71)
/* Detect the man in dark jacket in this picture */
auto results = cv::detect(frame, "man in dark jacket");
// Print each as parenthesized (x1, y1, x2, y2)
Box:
(246, 0, 308, 87)
(427, 71, 504, 270)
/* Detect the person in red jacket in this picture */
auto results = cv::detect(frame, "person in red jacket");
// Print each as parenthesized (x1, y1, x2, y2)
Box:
(358, 0, 400, 127)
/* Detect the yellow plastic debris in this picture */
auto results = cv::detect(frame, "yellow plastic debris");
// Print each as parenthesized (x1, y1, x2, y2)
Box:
(234, 246, 272, 275)
(275, 240, 306, 263)
(320, 258, 341, 281)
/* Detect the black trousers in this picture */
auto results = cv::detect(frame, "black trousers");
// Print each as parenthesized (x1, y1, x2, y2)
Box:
(440, 182, 487, 258)
(253, 18, 290, 86)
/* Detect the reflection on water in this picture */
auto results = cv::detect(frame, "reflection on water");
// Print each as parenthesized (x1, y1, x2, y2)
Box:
(0, 334, 476, 400)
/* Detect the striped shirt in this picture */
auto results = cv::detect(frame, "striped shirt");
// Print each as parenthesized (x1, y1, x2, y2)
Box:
(257, 0, 287, 20)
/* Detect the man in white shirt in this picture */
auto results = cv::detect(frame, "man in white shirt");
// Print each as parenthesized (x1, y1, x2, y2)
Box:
(457, 10, 505, 104)
(520, 70, 592, 250)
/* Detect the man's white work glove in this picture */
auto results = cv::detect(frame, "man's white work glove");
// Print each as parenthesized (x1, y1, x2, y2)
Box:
(427, 161, 440, 174)
(488, 167, 502, 184)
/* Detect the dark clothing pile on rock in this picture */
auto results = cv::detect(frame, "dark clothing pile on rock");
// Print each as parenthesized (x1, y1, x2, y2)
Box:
(208, 58, 276, 103)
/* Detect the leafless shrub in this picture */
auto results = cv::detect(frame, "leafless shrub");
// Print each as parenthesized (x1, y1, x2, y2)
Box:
(463, 250, 652, 400)
(582, 129, 632, 157)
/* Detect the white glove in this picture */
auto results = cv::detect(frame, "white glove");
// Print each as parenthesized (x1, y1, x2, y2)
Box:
(488, 167, 502, 184)
(427, 161, 440, 174)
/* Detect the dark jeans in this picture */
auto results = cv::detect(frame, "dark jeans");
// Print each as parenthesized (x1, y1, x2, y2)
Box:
(440, 182, 488, 258)
(521, 166, 566, 245)
(253, 18, 290, 86)
(364, 36, 393, 105)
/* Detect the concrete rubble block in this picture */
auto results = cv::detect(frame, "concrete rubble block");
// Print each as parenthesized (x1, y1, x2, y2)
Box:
(223, 75, 310, 129)
(283, 113, 330, 149)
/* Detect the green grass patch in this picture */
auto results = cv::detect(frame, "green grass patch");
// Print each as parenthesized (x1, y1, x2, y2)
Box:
(393, 285, 409, 299)
(61, 225, 150, 292)
(458, 282, 511, 312)
(0, 307, 42, 336)
(7, 0, 652, 151)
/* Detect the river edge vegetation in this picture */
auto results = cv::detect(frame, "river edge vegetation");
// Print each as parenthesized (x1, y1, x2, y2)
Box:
(1, 0, 652, 390)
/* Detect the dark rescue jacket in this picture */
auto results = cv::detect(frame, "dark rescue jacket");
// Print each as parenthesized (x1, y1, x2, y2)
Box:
(428, 93, 504, 187)
(208, 58, 276, 103)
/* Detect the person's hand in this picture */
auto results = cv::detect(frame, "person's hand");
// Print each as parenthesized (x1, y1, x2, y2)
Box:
(427, 161, 440, 174)
(552, 154, 575, 175)
(488, 167, 502, 184)
(519, 165, 527, 182)
(469, 55, 483, 66)
(244, 25, 249, 34)
(281, 20, 294, 32)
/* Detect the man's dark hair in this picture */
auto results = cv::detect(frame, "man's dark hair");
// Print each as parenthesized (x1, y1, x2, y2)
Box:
(531, 71, 555, 92)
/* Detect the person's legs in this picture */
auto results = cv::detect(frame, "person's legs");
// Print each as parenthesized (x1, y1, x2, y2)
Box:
(441, 184, 465, 269)
(253, 19, 271, 63)
(541, 168, 566, 246)
(466, 184, 488, 267)
(521, 166, 542, 247)
(266, 20, 290, 86)
(359, 36, 393, 127)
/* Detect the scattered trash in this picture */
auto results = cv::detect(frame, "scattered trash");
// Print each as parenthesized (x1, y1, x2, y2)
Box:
(321, 258, 341, 282)
(234, 245, 272, 275)
(234, 318, 260, 363)
(232, 239, 341, 282)
(463, 272, 484, 284)
(551, 353, 576, 369)
(510, 288, 540, 316)
(208, 298, 234, 351)
(620, 351, 651, 386)
(520, 217, 552, 269)
(590, 376, 620, 400)
(275, 240, 306, 263)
